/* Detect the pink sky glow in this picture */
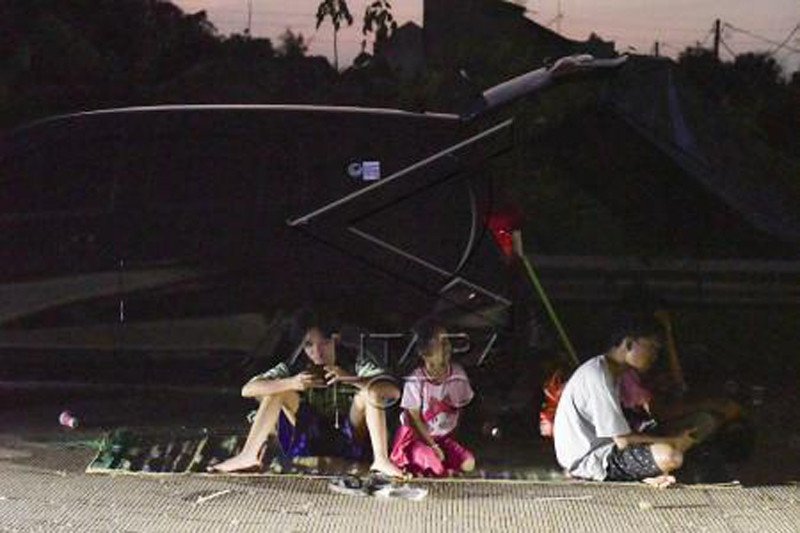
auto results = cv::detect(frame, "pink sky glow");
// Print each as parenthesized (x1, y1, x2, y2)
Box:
(174, 0, 800, 74)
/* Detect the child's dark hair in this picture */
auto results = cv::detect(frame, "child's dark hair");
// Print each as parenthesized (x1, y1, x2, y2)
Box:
(412, 315, 446, 357)
(607, 312, 663, 350)
(283, 307, 338, 371)
(289, 307, 337, 341)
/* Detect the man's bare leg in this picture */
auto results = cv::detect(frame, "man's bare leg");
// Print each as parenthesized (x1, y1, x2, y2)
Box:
(350, 380, 404, 478)
(212, 391, 299, 473)
(641, 442, 684, 488)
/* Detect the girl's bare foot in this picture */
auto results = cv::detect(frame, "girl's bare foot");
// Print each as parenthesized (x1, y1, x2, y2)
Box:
(370, 457, 407, 479)
(208, 453, 261, 473)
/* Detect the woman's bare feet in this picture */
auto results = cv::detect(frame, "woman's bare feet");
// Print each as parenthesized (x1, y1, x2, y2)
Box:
(370, 457, 407, 479)
(208, 452, 261, 473)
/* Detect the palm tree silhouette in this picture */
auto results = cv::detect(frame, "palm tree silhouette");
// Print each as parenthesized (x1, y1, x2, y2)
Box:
(363, 0, 397, 55)
(315, 0, 353, 70)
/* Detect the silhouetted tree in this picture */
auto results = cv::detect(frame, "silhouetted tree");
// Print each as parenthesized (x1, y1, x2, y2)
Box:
(677, 46, 727, 101)
(362, 0, 397, 55)
(276, 29, 309, 59)
(315, 0, 353, 70)
(729, 52, 783, 98)
(218, 33, 274, 65)
(729, 53, 797, 153)
(677, 45, 799, 156)
(1, 1, 227, 125)
(791, 71, 800, 89)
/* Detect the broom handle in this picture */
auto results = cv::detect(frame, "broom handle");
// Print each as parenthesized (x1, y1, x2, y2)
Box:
(513, 232, 579, 367)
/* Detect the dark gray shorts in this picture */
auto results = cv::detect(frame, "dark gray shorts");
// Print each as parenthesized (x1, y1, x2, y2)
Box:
(605, 444, 662, 481)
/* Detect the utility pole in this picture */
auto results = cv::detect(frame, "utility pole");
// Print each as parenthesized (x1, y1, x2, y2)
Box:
(556, 0, 563, 34)
(653, 40, 660, 57)
(713, 18, 721, 60)
(245, 0, 252, 36)
(547, 0, 564, 34)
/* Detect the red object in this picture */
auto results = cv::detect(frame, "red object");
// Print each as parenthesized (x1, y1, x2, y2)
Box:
(486, 211, 521, 257)
(539, 370, 566, 438)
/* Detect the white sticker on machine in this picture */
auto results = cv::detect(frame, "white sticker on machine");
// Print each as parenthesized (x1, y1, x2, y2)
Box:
(361, 161, 381, 181)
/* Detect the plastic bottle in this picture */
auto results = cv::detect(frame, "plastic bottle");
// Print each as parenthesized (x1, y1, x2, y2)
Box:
(59, 410, 79, 429)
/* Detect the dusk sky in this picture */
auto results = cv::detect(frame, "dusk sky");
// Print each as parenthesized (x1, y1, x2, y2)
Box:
(174, 0, 800, 74)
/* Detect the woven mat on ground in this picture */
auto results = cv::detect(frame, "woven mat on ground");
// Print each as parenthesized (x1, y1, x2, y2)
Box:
(83, 429, 741, 486)
(85, 428, 571, 480)
(85, 428, 377, 476)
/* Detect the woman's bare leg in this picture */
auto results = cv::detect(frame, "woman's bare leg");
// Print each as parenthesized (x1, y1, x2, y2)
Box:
(212, 390, 299, 473)
(350, 380, 404, 478)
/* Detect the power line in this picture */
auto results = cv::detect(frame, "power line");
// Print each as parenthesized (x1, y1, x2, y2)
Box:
(698, 25, 715, 47)
(770, 23, 800, 54)
(570, 23, 719, 36)
(718, 37, 737, 59)
(724, 23, 800, 54)
(565, 15, 716, 33)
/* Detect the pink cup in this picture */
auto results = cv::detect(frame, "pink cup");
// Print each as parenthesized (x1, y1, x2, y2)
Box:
(59, 411, 79, 429)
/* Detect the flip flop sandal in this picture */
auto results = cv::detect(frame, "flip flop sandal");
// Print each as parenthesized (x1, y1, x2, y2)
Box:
(328, 474, 369, 497)
(368, 470, 411, 485)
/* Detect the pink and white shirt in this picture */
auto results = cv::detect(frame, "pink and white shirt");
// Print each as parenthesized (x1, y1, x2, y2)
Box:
(400, 363, 474, 437)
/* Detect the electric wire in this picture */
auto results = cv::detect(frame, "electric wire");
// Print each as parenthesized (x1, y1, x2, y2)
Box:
(718, 37, 737, 59)
(724, 23, 800, 54)
(770, 23, 800, 54)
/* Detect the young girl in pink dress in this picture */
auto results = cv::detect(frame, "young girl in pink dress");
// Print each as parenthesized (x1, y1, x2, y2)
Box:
(390, 317, 475, 477)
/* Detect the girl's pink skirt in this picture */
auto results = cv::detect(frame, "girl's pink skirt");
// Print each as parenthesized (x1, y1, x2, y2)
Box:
(390, 425, 474, 477)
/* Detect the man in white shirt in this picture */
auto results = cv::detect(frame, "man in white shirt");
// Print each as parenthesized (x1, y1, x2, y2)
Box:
(554, 314, 695, 488)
